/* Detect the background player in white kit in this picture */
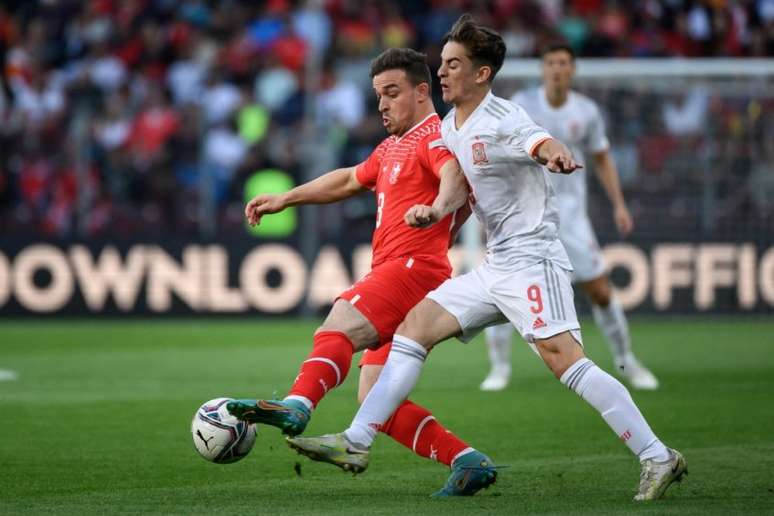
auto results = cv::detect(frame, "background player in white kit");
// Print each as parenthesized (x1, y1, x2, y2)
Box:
(478, 44, 658, 392)
(288, 15, 686, 501)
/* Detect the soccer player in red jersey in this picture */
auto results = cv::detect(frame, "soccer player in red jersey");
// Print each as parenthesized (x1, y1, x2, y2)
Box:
(228, 48, 492, 495)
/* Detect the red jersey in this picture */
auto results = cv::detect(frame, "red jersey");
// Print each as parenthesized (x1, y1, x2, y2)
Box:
(356, 113, 457, 270)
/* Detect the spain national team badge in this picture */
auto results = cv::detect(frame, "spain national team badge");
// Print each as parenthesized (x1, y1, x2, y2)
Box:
(472, 142, 488, 165)
(389, 162, 402, 184)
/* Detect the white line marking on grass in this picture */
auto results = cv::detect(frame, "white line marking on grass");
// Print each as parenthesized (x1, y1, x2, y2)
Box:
(0, 370, 18, 381)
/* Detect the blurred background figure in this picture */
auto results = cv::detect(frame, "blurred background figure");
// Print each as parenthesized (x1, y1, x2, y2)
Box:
(0, 0, 770, 240)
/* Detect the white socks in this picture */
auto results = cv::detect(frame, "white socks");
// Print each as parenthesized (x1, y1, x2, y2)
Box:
(345, 335, 428, 448)
(484, 323, 513, 374)
(591, 297, 634, 368)
(561, 358, 669, 462)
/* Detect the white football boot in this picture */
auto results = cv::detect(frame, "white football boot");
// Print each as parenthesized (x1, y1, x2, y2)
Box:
(634, 448, 687, 501)
(479, 365, 511, 392)
(616, 356, 659, 390)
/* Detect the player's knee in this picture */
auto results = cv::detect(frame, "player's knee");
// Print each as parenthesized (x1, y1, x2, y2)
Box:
(590, 289, 610, 307)
(585, 279, 611, 307)
(535, 333, 585, 378)
(395, 308, 424, 342)
(316, 318, 374, 352)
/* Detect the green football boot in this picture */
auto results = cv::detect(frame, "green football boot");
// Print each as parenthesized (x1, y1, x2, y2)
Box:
(432, 450, 498, 497)
(286, 432, 370, 474)
(226, 398, 310, 436)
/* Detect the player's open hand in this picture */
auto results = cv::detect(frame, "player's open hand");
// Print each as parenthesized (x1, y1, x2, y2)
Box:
(245, 194, 286, 226)
(614, 204, 634, 236)
(546, 153, 582, 174)
(405, 204, 441, 228)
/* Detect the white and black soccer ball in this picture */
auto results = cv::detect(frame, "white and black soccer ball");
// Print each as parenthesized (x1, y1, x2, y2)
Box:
(191, 398, 256, 463)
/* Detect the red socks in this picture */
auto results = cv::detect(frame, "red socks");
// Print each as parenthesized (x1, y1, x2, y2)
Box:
(287, 331, 354, 407)
(381, 400, 471, 467)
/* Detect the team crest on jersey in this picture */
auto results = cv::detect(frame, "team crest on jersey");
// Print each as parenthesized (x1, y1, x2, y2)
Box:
(472, 142, 488, 165)
(389, 162, 402, 184)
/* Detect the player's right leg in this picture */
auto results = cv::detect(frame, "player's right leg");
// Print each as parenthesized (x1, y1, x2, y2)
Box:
(512, 261, 684, 500)
(480, 323, 513, 391)
(493, 260, 684, 499)
(535, 331, 686, 500)
(228, 299, 375, 435)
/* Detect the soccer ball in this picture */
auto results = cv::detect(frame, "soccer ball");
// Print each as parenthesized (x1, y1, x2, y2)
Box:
(191, 398, 256, 463)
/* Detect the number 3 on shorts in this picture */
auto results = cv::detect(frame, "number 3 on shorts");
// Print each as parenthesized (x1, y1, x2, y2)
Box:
(527, 285, 543, 314)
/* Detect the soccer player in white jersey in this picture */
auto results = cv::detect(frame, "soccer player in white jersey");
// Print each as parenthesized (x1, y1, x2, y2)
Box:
(478, 44, 659, 392)
(287, 15, 686, 501)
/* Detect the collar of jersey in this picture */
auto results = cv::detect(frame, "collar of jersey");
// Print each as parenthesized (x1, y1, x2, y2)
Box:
(539, 86, 573, 112)
(451, 90, 493, 133)
(395, 112, 438, 142)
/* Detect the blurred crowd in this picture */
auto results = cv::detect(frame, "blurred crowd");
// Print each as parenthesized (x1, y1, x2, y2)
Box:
(0, 0, 771, 239)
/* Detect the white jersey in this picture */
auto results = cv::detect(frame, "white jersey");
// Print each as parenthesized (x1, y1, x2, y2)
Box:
(441, 91, 570, 271)
(511, 87, 609, 215)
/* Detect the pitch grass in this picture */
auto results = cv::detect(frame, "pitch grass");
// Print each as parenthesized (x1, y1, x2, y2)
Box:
(1, 318, 773, 515)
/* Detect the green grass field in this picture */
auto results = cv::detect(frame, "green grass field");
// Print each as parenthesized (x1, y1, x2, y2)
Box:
(1, 318, 773, 515)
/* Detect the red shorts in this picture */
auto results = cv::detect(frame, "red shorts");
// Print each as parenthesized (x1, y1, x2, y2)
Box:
(338, 256, 450, 367)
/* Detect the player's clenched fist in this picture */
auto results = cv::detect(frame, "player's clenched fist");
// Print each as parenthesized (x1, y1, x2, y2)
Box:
(245, 194, 286, 226)
(405, 204, 442, 228)
(546, 153, 582, 174)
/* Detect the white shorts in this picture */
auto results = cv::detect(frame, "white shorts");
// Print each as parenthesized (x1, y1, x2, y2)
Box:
(558, 210, 605, 282)
(427, 259, 582, 348)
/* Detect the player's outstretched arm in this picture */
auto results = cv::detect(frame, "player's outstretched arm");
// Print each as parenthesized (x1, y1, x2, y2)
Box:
(592, 150, 633, 236)
(245, 167, 365, 226)
(405, 159, 469, 228)
(533, 138, 583, 175)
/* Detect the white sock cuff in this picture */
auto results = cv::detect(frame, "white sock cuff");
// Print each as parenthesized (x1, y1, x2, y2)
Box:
(451, 447, 476, 465)
(560, 358, 595, 392)
(283, 395, 313, 410)
(391, 334, 427, 361)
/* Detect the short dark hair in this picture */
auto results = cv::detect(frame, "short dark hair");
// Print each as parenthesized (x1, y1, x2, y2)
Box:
(541, 43, 576, 61)
(369, 48, 432, 88)
(442, 14, 506, 82)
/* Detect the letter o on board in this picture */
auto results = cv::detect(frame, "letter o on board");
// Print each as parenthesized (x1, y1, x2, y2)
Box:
(240, 245, 306, 312)
(13, 245, 74, 312)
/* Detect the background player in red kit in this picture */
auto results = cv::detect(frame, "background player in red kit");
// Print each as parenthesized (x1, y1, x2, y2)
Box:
(228, 48, 491, 495)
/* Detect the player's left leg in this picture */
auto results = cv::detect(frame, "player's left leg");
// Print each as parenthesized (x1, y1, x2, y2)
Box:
(581, 275, 659, 390)
(358, 363, 474, 469)
(341, 297, 463, 451)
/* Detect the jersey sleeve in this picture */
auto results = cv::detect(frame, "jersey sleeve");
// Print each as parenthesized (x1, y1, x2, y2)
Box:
(585, 102, 610, 154)
(499, 105, 552, 161)
(355, 147, 381, 189)
(419, 133, 455, 178)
